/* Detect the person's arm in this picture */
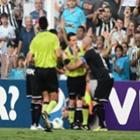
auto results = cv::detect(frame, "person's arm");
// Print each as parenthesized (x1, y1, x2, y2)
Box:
(60, 15, 65, 30)
(130, 51, 140, 66)
(26, 52, 35, 66)
(26, 38, 36, 65)
(102, 36, 112, 58)
(114, 63, 123, 74)
(17, 40, 23, 56)
(0, 37, 9, 42)
(79, 11, 86, 29)
(61, 27, 68, 45)
(13, 55, 18, 68)
(113, 58, 124, 74)
(86, 13, 95, 19)
(60, 17, 69, 44)
(92, 9, 100, 25)
(55, 47, 62, 61)
(64, 58, 84, 71)
(54, 35, 63, 60)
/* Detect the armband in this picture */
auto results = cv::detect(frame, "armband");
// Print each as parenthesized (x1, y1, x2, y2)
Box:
(80, 57, 86, 64)
(57, 60, 64, 68)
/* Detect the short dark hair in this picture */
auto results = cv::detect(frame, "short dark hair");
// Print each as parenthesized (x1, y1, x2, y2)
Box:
(115, 44, 123, 52)
(39, 16, 48, 30)
(0, 13, 8, 18)
(67, 32, 76, 41)
(117, 17, 124, 22)
(78, 25, 86, 33)
(104, 5, 111, 12)
(18, 55, 25, 61)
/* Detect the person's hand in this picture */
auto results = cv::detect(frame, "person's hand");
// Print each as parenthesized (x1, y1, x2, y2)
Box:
(102, 31, 110, 39)
(62, 52, 67, 60)
(114, 63, 119, 72)
(87, 27, 93, 37)
(124, 8, 131, 18)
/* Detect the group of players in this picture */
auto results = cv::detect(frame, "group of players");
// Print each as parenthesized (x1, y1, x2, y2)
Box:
(26, 16, 114, 132)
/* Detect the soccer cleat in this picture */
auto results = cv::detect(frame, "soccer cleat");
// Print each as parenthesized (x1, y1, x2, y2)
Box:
(73, 124, 81, 130)
(44, 127, 52, 132)
(42, 112, 52, 132)
(37, 124, 44, 130)
(30, 125, 38, 131)
(72, 122, 82, 130)
(93, 126, 108, 132)
(81, 125, 89, 130)
(30, 124, 44, 131)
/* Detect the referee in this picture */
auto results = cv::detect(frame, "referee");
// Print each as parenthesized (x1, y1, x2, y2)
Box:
(27, 16, 62, 131)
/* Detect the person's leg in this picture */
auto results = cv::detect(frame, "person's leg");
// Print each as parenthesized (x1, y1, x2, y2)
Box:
(93, 101, 106, 128)
(67, 77, 77, 129)
(41, 68, 59, 131)
(82, 98, 89, 129)
(68, 99, 76, 128)
(77, 76, 88, 129)
(31, 99, 42, 127)
(46, 92, 58, 114)
(93, 79, 114, 130)
(42, 69, 58, 115)
(75, 98, 83, 128)
(42, 91, 58, 131)
(27, 71, 43, 130)
(42, 91, 49, 114)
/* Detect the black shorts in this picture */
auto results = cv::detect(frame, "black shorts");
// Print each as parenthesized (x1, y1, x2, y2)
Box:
(29, 67, 58, 99)
(91, 78, 114, 102)
(67, 75, 86, 99)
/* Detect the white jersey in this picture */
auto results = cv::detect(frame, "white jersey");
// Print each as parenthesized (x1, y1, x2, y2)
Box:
(0, 24, 16, 54)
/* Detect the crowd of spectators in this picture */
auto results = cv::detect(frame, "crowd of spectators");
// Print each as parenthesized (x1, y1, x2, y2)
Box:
(0, 0, 139, 80)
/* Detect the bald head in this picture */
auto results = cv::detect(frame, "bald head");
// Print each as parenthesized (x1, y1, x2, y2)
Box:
(82, 36, 93, 50)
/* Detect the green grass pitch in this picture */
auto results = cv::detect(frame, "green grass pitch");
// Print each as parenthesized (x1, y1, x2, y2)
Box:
(0, 128, 140, 140)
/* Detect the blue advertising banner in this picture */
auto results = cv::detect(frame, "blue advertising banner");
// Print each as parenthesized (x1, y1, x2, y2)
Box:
(0, 80, 30, 127)
(0, 80, 68, 128)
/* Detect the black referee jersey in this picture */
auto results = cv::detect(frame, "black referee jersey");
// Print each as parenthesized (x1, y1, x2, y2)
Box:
(84, 47, 113, 101)
(84, 47, 112, 80)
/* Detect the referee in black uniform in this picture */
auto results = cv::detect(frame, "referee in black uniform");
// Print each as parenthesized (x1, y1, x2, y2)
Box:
(64, 35, 114, 130)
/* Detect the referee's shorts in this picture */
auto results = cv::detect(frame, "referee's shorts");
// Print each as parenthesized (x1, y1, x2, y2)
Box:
(90, 78, 114, 102)
(27, 67, 58, 99)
